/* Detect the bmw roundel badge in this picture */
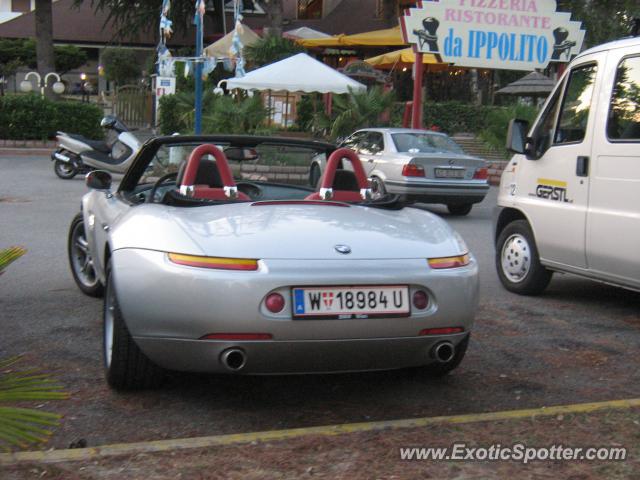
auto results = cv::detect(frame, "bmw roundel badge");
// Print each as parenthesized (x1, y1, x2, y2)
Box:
(334, 244, 351, 255)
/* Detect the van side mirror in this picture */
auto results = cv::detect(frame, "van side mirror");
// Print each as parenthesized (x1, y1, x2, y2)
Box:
(86, 170, 112, 191)
(506, 119, 530, 154)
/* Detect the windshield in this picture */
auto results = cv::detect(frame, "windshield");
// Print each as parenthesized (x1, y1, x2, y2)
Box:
(391, 133, 464, 155)
(138, 142, 325, 187)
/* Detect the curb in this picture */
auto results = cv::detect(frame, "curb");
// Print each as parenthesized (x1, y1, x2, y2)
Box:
(0, 148, 52, 156)
(1, 397, 639, 466)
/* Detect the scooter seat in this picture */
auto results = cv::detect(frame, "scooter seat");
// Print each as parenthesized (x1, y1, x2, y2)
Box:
(67, 134, 110, 154)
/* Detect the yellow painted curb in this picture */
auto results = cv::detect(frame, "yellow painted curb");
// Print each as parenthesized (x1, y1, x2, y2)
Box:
(1, 397, 639, 466)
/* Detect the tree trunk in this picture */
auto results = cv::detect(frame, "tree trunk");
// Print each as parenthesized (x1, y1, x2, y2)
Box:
(263, 0, 283, 37)
(35, 0, 55, 98)
(381, 0, 397, 27)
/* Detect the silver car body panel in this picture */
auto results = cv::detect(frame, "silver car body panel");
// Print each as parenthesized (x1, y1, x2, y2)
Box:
(96, 200, 477, 374)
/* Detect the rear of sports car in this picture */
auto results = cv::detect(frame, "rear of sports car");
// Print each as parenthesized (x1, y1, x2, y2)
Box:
(109, 201, 478, 375)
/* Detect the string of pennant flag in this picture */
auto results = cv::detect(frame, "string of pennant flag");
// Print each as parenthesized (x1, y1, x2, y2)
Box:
(157, 0, 246, 79)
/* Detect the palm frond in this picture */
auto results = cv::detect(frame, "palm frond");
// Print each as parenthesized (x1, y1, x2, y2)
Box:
(0, 246, 26, 274)
(0, 357, 68, 451)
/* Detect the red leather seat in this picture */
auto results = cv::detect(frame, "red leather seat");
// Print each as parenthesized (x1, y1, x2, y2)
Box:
(179, 144, 249, 201)
(306, 148, 370, 202)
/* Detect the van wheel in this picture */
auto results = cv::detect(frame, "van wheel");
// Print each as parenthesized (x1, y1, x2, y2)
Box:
(447, 203, 473, 216)
(496, 220, 552, 295)
(104, 261, 164, 390)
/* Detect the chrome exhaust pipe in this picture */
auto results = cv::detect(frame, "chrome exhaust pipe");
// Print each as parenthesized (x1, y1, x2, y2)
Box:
(53, 152, 71, 163)
(431, 341, 455, 363)
(220, 348, 247, 372)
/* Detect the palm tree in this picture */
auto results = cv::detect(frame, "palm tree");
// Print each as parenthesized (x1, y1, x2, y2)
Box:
(35, 0, 55, 98)
(329, 86, 396, 140)
(244, 35, 304, 69)
(262, 0, 284, 37)
(0, 247, 68, 451)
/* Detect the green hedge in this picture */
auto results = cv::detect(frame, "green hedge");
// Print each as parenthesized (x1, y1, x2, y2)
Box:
(158, 94, 182, 135)
(0, 94, 103, 140)
(422, 101, 492, 134)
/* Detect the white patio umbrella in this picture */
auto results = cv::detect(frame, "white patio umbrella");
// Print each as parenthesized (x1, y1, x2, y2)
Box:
(224, 53, 366, 94)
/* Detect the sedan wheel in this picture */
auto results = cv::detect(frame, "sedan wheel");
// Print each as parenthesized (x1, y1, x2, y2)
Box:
(68, 213, 103, 297)
(370, 176, 387, 200)
(446, 203, 473, 216)
(104, 261, 164, 390)
(495, 219, 552, 295)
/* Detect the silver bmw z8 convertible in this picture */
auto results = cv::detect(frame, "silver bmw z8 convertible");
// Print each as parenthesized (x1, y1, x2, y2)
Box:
(67, 135, 478, 390)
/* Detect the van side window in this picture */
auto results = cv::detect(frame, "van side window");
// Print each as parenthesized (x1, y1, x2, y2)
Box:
(554, 64, 597, 145)
(529, 83, 562, 158)
(607, 56, 640, 141)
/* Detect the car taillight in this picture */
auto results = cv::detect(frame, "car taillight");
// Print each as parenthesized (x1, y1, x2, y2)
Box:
(473, 167, 488, 180)
(402, 164, 425, 177)
(428, 254, 471, 269)
(199, 333, 272, 340)
(168, 253, 259, 271)
(419, 327, 464, 336)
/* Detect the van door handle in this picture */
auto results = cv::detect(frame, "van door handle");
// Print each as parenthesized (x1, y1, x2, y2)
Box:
(576, 156, 589, 177)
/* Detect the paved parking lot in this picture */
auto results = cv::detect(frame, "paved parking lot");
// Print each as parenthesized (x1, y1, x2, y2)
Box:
(1, 154, 639, 449)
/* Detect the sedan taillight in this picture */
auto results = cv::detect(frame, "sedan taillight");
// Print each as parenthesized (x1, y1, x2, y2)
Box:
(402, 164, 425, 177)
(473, 167, 488, 180)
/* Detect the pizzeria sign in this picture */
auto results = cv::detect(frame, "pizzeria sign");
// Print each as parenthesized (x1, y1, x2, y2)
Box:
(401, 0, 585, 70)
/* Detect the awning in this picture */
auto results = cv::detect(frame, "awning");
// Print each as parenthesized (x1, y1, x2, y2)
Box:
(284, 27, 331, 40)
(364, 48, 442, 70)
(298, 26, 406, 48)
(224, 53, 366, 94)
(204, 24, 261, 59)
(496, 71, 556, 96)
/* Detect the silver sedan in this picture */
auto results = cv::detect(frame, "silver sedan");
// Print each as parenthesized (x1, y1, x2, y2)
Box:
(310, 128, 490, 216)
(67, 135, 478, 390)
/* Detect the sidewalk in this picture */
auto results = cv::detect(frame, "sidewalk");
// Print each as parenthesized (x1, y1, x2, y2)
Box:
(1, 400, 638, 479)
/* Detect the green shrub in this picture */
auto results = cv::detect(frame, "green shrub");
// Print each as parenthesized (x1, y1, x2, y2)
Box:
(422, 101, 491, 134)
(203, 95, 267, 135)
(0, 94, 102, 140)
(158, 94, 182, 135)
(478, 104, 539, 153)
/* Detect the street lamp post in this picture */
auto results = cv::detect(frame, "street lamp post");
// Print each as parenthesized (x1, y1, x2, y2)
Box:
(20, 71, 65, 97)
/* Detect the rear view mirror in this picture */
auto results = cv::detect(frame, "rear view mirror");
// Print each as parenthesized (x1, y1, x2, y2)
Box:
(506, 119, 530, 154)
(86, 170, 112, 191)
(224, 147, 259, 162)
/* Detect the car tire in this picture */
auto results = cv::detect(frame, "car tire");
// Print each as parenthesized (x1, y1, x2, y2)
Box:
(309, 164, 322, 188)
(104, 261, 164, 390)
(446, 203, 473, 216)
(370, 176, 387, 200)
(68, 213, 104, 297)
(54, 159, 78, 179)
(496, 219, 553, 295)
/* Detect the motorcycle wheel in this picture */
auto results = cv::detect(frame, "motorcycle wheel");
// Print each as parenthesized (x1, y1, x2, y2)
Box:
(54, 159, 78, 179)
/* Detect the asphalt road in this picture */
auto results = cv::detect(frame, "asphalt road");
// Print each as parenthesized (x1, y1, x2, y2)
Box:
(1, 155, 639, 449)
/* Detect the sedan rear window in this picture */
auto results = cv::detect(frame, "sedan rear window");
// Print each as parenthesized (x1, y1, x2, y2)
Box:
(392, 133, 464, 155)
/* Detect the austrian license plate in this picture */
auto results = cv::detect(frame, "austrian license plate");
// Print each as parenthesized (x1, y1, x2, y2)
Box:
(292, 285, 410, 319)
(435, 168, 465, 179)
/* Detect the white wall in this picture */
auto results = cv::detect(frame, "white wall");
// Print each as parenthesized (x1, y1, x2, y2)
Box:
(0, 0, 36, 24)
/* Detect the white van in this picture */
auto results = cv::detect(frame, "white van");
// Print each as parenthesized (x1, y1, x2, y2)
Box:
(495, 35, 640, 295)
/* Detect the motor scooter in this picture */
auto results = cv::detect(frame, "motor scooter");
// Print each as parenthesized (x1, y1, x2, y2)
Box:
(51, 115, 141, 179)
